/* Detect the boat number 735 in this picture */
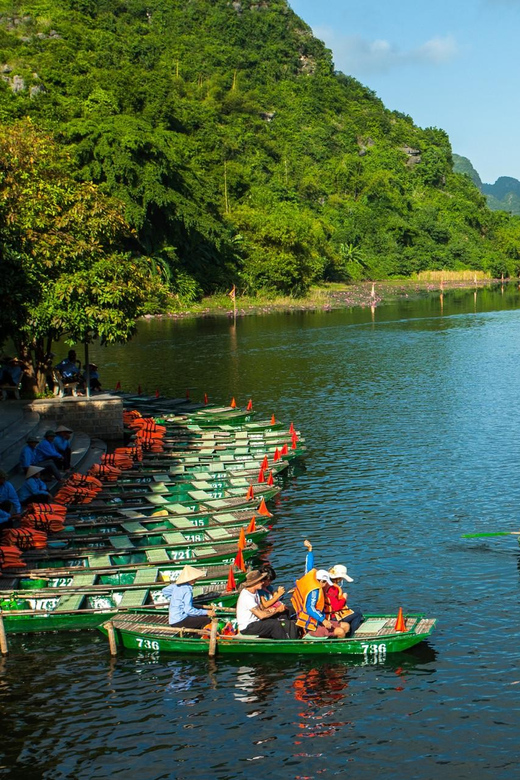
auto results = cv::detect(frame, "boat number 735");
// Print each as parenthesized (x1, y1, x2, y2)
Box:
(135, 638, 159, 651)
(361, 643, 387, 660)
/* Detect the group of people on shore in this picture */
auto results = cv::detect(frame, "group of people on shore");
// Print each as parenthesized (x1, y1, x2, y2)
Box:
(0, 349, 102, 399)
(163, 539, 364, 641)
(0, 426, 74, 528)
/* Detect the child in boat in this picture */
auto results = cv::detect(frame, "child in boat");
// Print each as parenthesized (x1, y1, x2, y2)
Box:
(327, 565, 364, 636)
(258, 564, 286, 611)
(236, 570, 298, 639)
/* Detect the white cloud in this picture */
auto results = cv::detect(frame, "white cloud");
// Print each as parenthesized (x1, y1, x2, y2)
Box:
(314, 28, 460, 74)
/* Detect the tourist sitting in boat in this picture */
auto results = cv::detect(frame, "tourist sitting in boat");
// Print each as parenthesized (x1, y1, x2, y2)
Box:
(19, 435, 39, 473)
(162, 565, 216, 629)
(292, 566, 347, 638)
(34, 430, 66, 480)
(54, 426, 73, 470)
(0, 469, 22, 527)
(236, 570, 298, 639)
(327, 565, 364, 636)
(258, 564, 286, 611)
(17, 466, 51, 507)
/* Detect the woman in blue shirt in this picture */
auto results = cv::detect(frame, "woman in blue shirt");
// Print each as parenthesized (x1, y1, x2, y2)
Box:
(161, 565, 216, 628)
(18, 466, 51, 506)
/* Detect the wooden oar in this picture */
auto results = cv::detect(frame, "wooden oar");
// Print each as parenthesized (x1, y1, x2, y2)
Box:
(462, 532, 520, 538)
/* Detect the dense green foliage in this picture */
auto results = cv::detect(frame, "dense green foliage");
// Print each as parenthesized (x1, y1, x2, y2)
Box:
(1, 0, 520, 299)
(0, 120, 167, 389)
(453, 155, 520, 217)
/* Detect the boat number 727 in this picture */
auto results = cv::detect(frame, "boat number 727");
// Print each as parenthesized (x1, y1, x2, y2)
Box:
(135, 638, 160, 651)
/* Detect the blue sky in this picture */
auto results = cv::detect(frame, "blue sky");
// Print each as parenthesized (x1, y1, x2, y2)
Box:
(289, 0, 520, 184)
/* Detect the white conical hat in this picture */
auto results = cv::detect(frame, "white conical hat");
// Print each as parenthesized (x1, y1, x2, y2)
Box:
(26, 466, 44, 478)
(175, 565, 208, 585)
(56, 425, 73, 433)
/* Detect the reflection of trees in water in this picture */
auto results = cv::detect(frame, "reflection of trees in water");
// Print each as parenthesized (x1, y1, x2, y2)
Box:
(293, 664, 351, 741)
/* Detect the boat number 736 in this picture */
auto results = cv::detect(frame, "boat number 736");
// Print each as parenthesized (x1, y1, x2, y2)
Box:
(135, 638, 159, 651)
(361, 643, 387, 660)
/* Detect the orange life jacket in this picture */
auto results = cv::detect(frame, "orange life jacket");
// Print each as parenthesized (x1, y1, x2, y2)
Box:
(291, 569, 325, 632)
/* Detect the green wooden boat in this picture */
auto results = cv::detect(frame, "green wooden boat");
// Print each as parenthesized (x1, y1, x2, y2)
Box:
(96, 479, 281, 503)
(12, 538, 259, 573)
(0, 577, 239, 634)
(99, 611, 437, 657)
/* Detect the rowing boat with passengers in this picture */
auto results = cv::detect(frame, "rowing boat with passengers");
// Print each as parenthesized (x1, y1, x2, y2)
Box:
(100, 610, 437, 657)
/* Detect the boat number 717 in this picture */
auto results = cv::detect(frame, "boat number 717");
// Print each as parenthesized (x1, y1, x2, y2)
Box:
(135, 638, 159, 651)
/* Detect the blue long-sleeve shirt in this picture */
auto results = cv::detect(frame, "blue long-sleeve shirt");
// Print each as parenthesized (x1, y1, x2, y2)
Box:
(19, 445, 38, 470)
(35, 439, 62, 462)
(302, 549, 325, 623)
(162, 583, 207, 625)
(0, 508, 10, 525)
(0, 481, 21, 514)
(54, 435, 71, 455)
(18, 477, 50, 503)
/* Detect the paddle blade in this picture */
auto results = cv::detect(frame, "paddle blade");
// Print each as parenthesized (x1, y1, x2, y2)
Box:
(462, 532, 513, 538)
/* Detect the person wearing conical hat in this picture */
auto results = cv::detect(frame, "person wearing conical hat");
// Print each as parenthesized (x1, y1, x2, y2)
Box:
(161, 565, 216, 629)
(19, 435, 39, 473)
(54, 426, 73, 470)
(0, 469, 21, 528)
(34, 430, 65, 480)
(17, 466, 51, 507)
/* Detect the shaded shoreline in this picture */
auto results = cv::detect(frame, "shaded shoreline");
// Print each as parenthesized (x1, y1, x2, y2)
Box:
(150, 279, 509, 320)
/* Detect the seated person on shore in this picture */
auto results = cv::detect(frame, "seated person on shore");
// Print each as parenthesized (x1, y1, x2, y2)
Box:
(0, 357, 26, 386)
(162, 565, 216, 629)
(258, 564, 286, 611)
(326, 565, 364, 636)
(0, 469, 22, 528)
(54, 426, 73, 470)
(34, 430, 66, 480)
(236, 570, 298, 639)
(17, 466, 51, 507)
(19, 435, 39, 473)
(55, 350, 84, 391)
(83, 364, 102, 393)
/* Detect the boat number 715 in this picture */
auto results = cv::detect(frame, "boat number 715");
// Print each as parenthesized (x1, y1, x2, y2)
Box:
(135, 638, 159, 651)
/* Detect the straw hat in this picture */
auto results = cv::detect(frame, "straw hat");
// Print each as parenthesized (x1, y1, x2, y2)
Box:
(27, 436, 39, 443)
(243, 570, 268, 588)
(316, 569, 333, 586)
(56, 425, 73, 434)
(175, 565, 208, 585)
(328, 564, 354, 583)
(44, 430, 56, 437)
(26, 466, 44, 478)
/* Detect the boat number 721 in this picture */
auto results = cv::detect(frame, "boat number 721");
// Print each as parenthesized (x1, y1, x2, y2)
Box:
(135, 638, 159, 651)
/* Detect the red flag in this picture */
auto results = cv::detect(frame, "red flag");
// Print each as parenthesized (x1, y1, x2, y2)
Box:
(261, 456, 269, 470)
(237, 527, 246, 550)
(289, 422, 295, 434)
(258, 468, 265, 483)
(234, 548, 246, 571)
(246, 516, 256, 533)
(246, 399, 253, 411)
(115, 381, 121, 391)
(281, 443, 288, 455)
(226, 566, 237, 591)
(258, 497, 272, 517)
(273, 448, 281, 462)
(246, 484, 254, 500)
(267, 471, 274, 486)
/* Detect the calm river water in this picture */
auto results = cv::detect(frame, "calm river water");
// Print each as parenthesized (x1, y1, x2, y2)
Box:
(3, 285, 520, 779)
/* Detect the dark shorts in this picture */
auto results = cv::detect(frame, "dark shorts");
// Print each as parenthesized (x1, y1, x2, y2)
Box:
(170, 616, 209, 629)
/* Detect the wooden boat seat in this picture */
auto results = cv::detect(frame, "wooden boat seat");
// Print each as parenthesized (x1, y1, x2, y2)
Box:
(109, 535, 132, 549)
(118, 589, 148, 608)
(146, 549, 170, 562)
(168, 503, 196, 515)
(55, 593, 85, 611)
(71, 573, 97, 586)
(145, 494, 168, 505)
(88, 553, 113, 567)
(151, 474, 172, 482)
(122, 522, 147, 534)
(205, 528, 232, 541)
(133, 568, 158, 584)
(162, 532, 190, 545)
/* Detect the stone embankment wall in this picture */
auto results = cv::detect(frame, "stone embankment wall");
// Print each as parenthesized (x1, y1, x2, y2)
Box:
(28, 395, 124, 441)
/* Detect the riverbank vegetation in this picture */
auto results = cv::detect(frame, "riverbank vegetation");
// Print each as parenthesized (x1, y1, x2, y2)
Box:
(1, 0, 520, 334)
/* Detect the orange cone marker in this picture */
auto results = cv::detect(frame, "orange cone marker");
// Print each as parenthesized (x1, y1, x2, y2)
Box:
(267, 471, 274, 486)
(246, 484, 254, 500)
(226, 566, 237, 591)
(234, 548, 246, 571)
(261, 456, 269, 470)
(258, 497, 272, 517)
(204, 393, 208, 405)
(237, 527, 246, 550)
(281, 443, 288, 455)
(274, 448, 281, 462)
(271, 414, 276, 425)
(246, 516, 256, 533)
(258, 468, 265, 483)
(289, 422, 295, 434)
(230, 397, 237, 409)
(394, 607, 407, 632)
(155, 389, 160, 399)
(246, 399, 253, 411)
(291, 433, 298, 450)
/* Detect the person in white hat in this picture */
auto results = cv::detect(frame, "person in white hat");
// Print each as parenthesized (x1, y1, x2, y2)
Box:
(54, 426, 73, 470)
(327, 565, 364, 636)
(17, 466, 51, 507)
(161, 565, 216, 629)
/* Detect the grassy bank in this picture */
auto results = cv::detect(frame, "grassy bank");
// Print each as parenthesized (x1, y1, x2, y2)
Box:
(160, 277, 504, 319)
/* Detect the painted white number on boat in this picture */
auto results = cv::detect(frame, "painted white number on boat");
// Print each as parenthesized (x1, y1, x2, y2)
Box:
(135, 638, 159, 651)
(171, 549, 193, 560)
(361, 643, 387, 661)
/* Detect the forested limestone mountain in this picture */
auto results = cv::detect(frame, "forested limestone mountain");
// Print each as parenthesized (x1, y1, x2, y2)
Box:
(2, 0, 520, 301)
(453, 155, 520, 217)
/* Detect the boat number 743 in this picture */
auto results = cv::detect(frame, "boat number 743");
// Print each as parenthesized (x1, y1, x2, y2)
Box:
(135, 638, 159, 651)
